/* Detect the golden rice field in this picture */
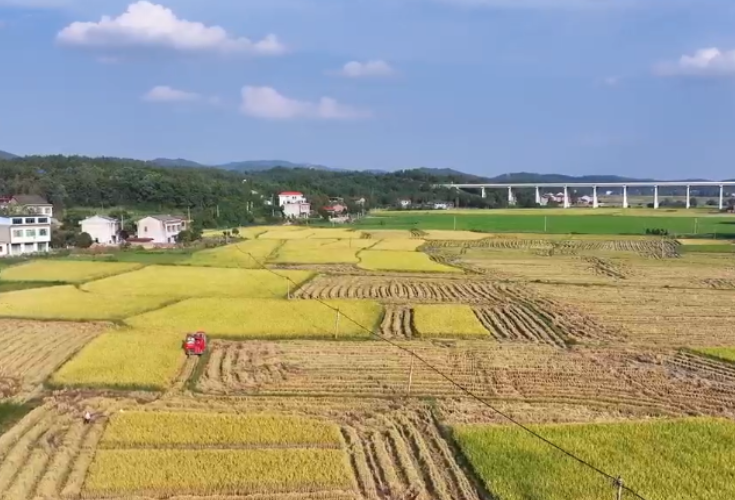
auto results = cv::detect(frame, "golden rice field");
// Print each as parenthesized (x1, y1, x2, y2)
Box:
(51, 328, 183, 390)
(271, 239, 362, 264)
(413, 304, 489, 338)
(100, 411, 342, 448)
(306, 228, 364, 239)
(363, 229, 413, 239)
(259, 229, 316, 239)
(423, 230, 490, 240)
(320, 238, 377, 249)
(85, 448, 354, 496)
(0, 285, 170, 321)
(202, 225, 271, 239)
(5, 224, 735, 500)
(369, 238, 425, 251)
(185, 238, 281, 268)
(0, 260, 141, 283)
(126, 298, 383, 339)
(358, 250, 462, 273)
(83, 265, 313, 298)
(454, 418, 735, 500)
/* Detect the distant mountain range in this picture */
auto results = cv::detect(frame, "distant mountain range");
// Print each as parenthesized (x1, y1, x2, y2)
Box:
(149, 158, 351, 173)
(0, 150, 728, 184)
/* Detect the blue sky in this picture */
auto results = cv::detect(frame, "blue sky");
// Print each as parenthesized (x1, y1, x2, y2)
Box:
(1, 0, 735, 178)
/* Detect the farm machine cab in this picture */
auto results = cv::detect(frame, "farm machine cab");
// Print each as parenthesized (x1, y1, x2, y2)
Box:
(183, 331, 208, 356)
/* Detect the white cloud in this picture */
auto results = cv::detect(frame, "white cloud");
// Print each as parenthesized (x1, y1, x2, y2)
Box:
(56, 1, 285, 55)
(143, 85, 200, 102)
(240, 86, 370, 120)
(338, 60, 394, 78)
(655, 48, 735, 77)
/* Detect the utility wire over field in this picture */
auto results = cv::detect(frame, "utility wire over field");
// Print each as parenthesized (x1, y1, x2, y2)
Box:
(237, 246, 652, 500)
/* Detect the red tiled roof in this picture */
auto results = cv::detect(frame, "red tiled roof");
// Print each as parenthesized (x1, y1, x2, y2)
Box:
(280, 191, 303, 196)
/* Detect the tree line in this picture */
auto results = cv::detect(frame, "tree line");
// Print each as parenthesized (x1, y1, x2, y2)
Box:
(0, 156, 524, 229)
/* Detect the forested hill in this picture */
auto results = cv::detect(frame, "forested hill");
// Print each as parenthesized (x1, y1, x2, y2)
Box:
(0, 156, 506, 226)
(0, 155, 263, 227)
(1, 155, 726, 226)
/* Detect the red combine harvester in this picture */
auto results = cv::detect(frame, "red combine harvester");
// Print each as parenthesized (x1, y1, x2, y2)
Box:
(183, 331, 207, 356)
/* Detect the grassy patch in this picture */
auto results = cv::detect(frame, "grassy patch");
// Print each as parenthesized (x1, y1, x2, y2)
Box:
(691, 347, 735, 364)
(454, 418, 735, 500)
(0, 402, 35, 434)
(680, 244, 735, 254)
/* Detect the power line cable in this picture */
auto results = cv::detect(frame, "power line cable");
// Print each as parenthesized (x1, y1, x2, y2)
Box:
(234, 243, 651, 500)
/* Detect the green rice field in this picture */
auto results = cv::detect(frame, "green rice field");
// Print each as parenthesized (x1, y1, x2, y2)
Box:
(454, 418, 735, 500)
(359, 209, 735, 236)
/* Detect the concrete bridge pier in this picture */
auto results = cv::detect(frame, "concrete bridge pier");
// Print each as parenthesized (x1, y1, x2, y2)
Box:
(622, 186, 628, 208)
(535, 186, 541, 205)
(563, 186, 570, 208)
(686, 185, 690, 209)
(592, 186, 599, 208)
(481, 187, 486, 199)
(654, 185, 659, 209)
(508, 186, 516, 206)
(720, 185, 725, 210)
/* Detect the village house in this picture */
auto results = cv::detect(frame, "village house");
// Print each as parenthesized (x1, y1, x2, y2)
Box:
(80, 216, 121, 245)
(279, 191, 311, 219)
(0, 194, 54, 217)
(0, 213, 52, 256)
(136, 215, 187, 244)
(323, 203, 348, 216)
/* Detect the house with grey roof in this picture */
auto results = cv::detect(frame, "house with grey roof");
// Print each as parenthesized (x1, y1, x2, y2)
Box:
(0, 194, 53, 217)
(136, 215, 187, 244)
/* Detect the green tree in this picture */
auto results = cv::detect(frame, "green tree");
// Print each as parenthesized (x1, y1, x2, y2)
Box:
(75, 232, 93, 248)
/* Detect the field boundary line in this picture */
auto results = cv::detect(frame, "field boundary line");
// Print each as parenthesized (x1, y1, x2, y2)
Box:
(235, 245, 652, 500)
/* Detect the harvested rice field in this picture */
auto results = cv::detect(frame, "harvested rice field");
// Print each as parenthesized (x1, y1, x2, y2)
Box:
(3, 225, 735, 499)
(196, 341, 735, 418)
(0, 319, 108, 399)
